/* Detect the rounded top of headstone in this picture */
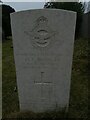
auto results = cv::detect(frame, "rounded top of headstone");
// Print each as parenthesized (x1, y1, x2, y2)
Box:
(10, 8, 76, 17)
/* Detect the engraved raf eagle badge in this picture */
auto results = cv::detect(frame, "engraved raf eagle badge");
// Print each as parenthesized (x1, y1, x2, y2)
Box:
(25, 16, 56, 47)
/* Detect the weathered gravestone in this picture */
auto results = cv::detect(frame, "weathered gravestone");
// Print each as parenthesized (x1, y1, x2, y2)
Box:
(11, 9, 76, 112)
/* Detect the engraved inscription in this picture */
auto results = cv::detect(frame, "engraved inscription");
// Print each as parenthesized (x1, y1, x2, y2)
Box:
(17, 54, 61, 69)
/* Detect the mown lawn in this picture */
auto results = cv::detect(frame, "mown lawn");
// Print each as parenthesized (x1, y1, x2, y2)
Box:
(0, 42, 2, 120)
(2, 37, 89, 119)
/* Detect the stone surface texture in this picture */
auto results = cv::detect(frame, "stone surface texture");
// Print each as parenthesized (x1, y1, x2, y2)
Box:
(11, 9, 76, 112)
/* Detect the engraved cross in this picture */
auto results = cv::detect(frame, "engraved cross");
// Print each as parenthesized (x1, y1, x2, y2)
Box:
(34, 72, 52, 98)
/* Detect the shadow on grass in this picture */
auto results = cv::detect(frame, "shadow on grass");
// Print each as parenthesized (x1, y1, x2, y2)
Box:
(4, 108, 68, 119)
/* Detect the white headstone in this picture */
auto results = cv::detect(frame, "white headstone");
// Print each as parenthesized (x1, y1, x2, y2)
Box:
(11, 9, 76, 112)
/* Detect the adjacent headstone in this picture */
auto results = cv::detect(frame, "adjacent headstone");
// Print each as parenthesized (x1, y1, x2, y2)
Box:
(0, 27, 5, 41)
(11, 9, 76, 112)
(80, 12, 90, 38)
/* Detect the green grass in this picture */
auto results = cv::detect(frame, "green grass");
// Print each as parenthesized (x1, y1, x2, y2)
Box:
(0, 42, 2, 119)
(2, 37, 89, 119)
(2, 38, 19, 117)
